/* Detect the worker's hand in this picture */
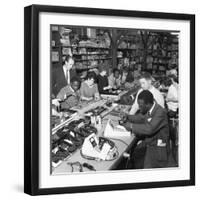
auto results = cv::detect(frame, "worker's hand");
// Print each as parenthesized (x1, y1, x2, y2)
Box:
(112, 85, 117, 90)
(103, 85, 112, 90)
(119, 111, 127, 121)
(81, 96, 93, 101)
(122, 122, 133, 131)
(52, 98, 60, 107)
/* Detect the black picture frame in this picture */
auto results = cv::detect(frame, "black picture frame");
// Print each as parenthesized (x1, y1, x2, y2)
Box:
(24, 4, 195, 196)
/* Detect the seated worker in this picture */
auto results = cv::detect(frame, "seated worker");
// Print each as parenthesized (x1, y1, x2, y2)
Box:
(80, 72, 100, 101)
(129, 72, 165, 115)
(124, 69, 141, 90)
(56, 76, 81, 110)
(166, 74, 179, 164)
(97, 65, 112, 94)
(123, 69, 134, 89)
(108, 68, 122, 89)
(122, 90, 170, 169)
(52, 55, 77, 97)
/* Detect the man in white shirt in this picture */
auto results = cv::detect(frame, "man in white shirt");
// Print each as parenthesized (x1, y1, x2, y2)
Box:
(166, 75, 179, 112)
(129, 72, 165, 115)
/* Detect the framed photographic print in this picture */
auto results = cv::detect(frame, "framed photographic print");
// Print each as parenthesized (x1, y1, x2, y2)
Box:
(24, 4, 195, 195)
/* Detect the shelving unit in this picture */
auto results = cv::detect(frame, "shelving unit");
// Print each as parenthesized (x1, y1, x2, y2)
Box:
(115, 30, 179, 80)
(51, 25, 179, 79)
(51, 25, 112, 71)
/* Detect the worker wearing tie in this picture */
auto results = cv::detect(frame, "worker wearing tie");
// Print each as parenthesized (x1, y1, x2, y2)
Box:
(122, 90, 170, 168)
(52, 55, 77, 97)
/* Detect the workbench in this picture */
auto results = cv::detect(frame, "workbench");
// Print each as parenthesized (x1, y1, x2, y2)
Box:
(52, 98, 137, 174)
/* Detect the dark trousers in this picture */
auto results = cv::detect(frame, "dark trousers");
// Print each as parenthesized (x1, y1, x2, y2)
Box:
(144, 145, 169, 168)
(129, 141, 169, 169)
(168, 110, 179, 164)
(128, 142, 146, 169)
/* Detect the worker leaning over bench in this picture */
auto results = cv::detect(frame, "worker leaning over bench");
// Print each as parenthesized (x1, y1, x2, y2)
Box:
(122, 90, 170, 168)
(56, 76, 81, 110)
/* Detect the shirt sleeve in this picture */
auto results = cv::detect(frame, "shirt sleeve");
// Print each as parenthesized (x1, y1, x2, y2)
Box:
(156, 91, 165, 108)
(166, 86, 178, 101)
(152, 88, 165, 108)
(57, 86, 74, 101)
(131, 109, 167, 136)
(127, 113, 146, 123)
(129, 89, 142, 115)
(56, 87, 67, 100)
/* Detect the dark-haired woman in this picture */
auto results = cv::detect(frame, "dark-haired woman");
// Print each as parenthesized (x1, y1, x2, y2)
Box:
(80, 72, 100, 101)
(97, 65, 112, 94)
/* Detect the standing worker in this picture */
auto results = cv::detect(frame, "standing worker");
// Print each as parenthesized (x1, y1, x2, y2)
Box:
(52, 55, 77, 97)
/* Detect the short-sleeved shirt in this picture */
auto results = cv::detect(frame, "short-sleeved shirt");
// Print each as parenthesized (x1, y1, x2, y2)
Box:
(80, 81, 99, 98)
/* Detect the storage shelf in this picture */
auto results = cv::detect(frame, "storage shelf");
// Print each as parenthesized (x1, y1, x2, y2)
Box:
(62, 45, 111, 49)
(52, 45, 111, 49)
(117, 48, 137, 50)
(73, 53, 110, 56)
(51, 26, 179, 73)
(76, 65, 99, 70)
(75, 57, 112, 62)
(152, 62, 168, 65)
(152, 56, 172, 59)
(167, 49, 178, 52)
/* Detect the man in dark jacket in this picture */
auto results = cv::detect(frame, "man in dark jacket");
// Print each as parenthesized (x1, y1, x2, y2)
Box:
(122, 90, 170, 168)
(52, 55, 77, 97)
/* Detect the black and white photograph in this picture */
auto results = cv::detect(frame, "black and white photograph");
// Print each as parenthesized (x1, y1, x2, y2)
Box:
(51, 25, 179, 174)
(24, 5, 195, 195)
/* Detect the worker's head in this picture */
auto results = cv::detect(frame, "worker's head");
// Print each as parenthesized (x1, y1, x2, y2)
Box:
(70, 76, 81, 91)
(98, 65, 107, 76)
(85, 72, 96, 86)
(168, 74, 178, 84)
(139, 72, 153, 90)
(63, 55, 74, 70)
(137, 90, 154, 114)
(113, 68, 120, 79)
(169, 68, 178, 77)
